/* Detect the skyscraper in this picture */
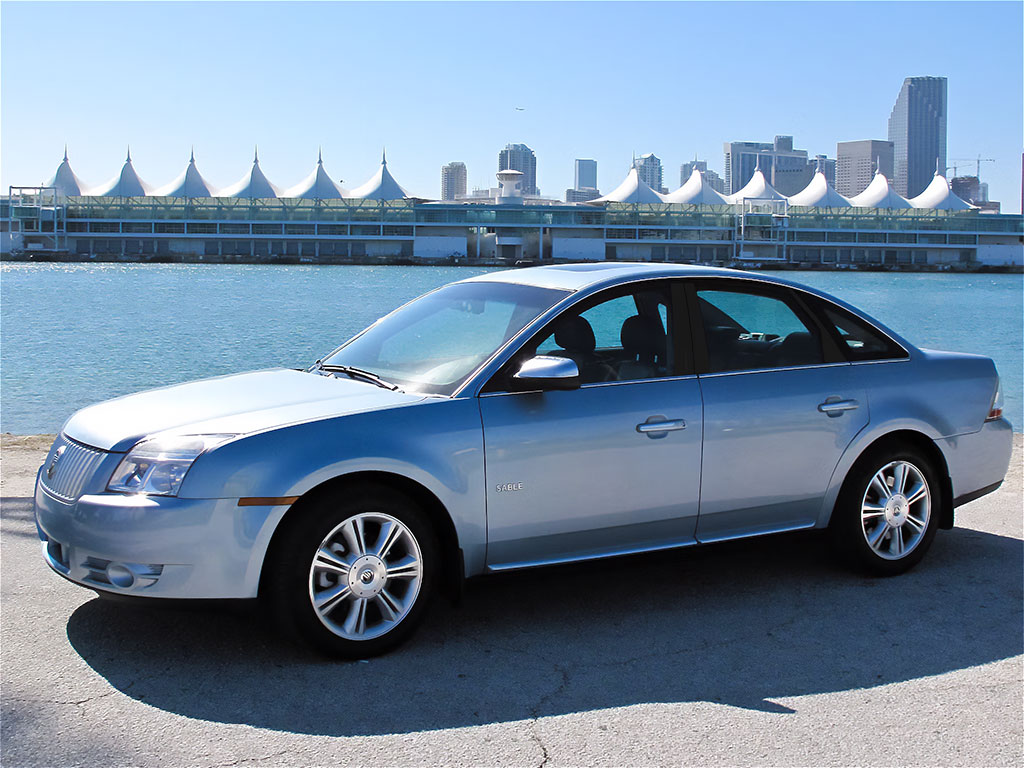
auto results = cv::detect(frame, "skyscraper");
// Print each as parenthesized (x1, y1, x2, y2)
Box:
(888, 76, 947, 198)
(679, 159, 726, 194)
(836, 140, 894, 197)
(498, 143, 538, 196)
(575, 159, 597, 191)
(632, 153, 663, 193)
(440, 161, 467, 201)
(723, 136, 827, 196)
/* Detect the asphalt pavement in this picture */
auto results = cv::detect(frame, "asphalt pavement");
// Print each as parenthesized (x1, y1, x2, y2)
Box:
(2, 433, 1021, 767)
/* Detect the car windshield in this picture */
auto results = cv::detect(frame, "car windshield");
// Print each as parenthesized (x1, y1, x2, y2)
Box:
(320, 281, 570, 395)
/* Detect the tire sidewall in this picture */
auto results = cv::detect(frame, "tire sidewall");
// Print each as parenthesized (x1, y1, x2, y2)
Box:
(270, 485, 438, 658)
(831, 444, 942, 576)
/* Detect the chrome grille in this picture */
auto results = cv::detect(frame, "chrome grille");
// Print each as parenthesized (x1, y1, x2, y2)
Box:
(40, 435, 108, 502)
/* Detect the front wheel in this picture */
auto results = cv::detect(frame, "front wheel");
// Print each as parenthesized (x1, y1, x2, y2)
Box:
(830, 445, 941, 576)
(268, 486, 438, 657)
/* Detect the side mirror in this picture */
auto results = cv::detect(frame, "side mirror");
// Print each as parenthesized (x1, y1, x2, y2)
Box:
(509, 355, 580, 392)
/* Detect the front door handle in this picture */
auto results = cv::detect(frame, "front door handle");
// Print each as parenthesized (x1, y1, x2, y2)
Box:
(818, 398, 860, 417)
(636, 417, 687, 435)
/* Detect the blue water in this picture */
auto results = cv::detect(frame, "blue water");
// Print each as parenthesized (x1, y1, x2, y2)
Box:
(1, 263, 1021, 433)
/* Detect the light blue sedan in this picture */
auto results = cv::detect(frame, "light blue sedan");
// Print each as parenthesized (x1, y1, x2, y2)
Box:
(35, 264, 1013, 656)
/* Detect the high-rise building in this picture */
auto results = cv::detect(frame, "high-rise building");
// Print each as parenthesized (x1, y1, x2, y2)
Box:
(679, 159, 726, 194)
(632, 153, 663, 193)
(440, 161, 467, 201)
(723, 136, 828, 196)
(836, 140, 894, 197)
(565, 187, 601, 203)
(575, 159, 597, 191)
(498, 143, 538, 196)
(888, 76, 947, 198)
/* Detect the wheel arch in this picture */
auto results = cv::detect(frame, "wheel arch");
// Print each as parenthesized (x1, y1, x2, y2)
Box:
(828, 429, 954, 530)
(258, 470, 464, 603)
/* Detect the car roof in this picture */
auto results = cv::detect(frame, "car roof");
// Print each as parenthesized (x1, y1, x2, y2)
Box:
(460, 262, 778, 293)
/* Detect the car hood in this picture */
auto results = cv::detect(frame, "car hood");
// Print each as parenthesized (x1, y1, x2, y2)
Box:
(62, 368, 427, 452)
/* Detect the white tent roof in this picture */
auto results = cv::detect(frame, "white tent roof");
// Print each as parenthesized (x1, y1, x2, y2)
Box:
(220, 148, 282, 199)
(787, 170, 852, 208)
(848, 170, 912, 209)
(591, 168, 666, 203)
(89, 148, 154, 196)
(153, 150, 218, 197)
(46, 148, 88, 196)
(725, 169, 786, 203)
(909, 172, 974, 210)
(663, 168, 729, 205)
(347, 150, 409, 200)
(283, 150, 346, 199)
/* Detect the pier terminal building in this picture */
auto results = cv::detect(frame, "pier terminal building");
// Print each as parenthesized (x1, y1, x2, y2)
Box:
(3, 149, 1021, 268)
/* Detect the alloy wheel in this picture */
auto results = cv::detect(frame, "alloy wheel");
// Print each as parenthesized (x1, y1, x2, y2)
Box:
(308, 512, 423, 641)
(860, 460, 931, 561)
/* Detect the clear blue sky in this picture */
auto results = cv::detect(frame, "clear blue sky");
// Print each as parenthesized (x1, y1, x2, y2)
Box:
(2, 1, 1021, 211)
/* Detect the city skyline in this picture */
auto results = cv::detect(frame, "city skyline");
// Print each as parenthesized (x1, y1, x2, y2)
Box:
(1, 2, 1021, 212)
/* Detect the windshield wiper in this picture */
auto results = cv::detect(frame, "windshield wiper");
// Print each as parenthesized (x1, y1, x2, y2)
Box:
(309, 360, 401, 391)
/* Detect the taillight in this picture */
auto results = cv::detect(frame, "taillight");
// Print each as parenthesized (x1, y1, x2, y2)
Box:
(986, 378, 1004, 421)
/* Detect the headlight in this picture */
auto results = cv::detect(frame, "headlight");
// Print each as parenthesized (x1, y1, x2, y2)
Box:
(107, 435, 235, 496)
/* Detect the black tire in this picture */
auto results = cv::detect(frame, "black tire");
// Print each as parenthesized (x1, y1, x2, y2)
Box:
(267, 484, 438, 658)
(829, 443, 942, 576)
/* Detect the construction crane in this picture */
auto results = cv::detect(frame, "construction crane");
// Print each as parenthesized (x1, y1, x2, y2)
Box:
(950, 155, 996, 178)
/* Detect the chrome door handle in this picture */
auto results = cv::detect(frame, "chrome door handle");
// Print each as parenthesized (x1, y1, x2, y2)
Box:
(636, 418, 687, 434)
(818, 398, 859, 417)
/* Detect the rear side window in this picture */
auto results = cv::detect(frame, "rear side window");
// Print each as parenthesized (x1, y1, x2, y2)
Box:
(697, 288, 824, 373)
(814, 300, 908, 362)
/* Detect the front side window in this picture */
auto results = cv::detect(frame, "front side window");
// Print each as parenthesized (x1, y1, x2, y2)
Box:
(323, 281, 569, 395)
(698, 287, 823, 373)
(529, 284, 674, 384)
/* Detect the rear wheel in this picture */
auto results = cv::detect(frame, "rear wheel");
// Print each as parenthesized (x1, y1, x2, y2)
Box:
(268, 485, 437, 657)
(830, 445, 940, 576)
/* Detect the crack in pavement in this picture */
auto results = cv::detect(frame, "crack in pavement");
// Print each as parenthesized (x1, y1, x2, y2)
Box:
(527, 663, 570, 768)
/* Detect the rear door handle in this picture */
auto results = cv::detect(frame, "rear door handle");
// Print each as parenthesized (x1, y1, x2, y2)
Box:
(818, 398, 859, 417)
(636, 418, 687, 435)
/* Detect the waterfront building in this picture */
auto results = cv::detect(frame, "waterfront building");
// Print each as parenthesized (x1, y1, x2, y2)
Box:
(632, 154, 664, 194)
(91, 148, 155, 197)
(497, 143, 538, 196)
(849, 169, 913, 209)
(347, 151, 409, 200)
(680, 160, 726, 194)
(888, 76, 947, 199)
(3, 149, 1020, 268)
(575, 159, 597, 191)
(723, 136, 830, 197)
(837, 140, 894, 197)
(155, 150, 219, 198)
(664, 169, 729, 205)
(440, 162, 467, 201)
(814, 155, 837, 188)
(282, 150, 346, 199)
(46, 148, 88, 196)
(220, 148, 282, 199)
(909, 171, 972, 210)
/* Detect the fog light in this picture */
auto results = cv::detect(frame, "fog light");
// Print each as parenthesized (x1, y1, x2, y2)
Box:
(106, 563, 136, 589)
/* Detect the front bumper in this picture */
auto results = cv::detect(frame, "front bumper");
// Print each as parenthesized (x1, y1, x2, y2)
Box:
(34, 469, 288, 599)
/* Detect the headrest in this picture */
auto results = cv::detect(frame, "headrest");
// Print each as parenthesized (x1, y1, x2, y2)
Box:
(554, 315, 596, 353)
(620, 315, 665, 357)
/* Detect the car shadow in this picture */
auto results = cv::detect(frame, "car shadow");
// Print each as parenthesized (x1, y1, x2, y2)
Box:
(62, 523, 1024, 736)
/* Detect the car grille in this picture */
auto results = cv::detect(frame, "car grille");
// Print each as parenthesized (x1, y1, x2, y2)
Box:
(40, 435, 108, 502)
